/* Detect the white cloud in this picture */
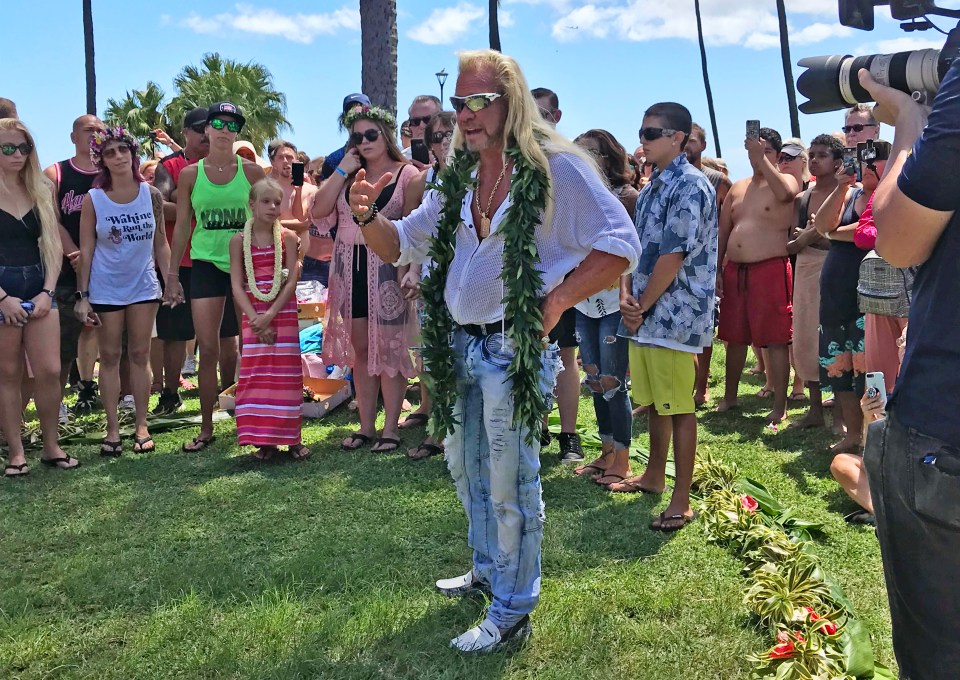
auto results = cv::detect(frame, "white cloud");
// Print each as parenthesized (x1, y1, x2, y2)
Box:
(864, 36, 945, 53)
(499, 9, 515, 28)
(181, 4, 359, 44)
(549, 0, 855, 50)
(408, 3, 486, 45)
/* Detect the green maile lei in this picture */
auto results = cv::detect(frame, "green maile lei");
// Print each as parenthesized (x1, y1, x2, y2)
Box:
(420, 145, 549, 445)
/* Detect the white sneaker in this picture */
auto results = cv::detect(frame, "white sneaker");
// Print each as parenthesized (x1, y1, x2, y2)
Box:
(182, 355, 198, 377)
(58, 402, 71, 425)
(435, 569, 491, 598)
(450, 615, 531, 653)
(328, 365, 346, 380)
(119, 395, 136, 412)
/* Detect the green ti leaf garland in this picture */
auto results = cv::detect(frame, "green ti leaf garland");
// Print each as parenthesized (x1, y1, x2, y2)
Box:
(420, 146, 549, 445)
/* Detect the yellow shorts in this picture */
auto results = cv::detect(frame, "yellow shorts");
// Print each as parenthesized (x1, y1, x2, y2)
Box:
(628, 343, 697, 416)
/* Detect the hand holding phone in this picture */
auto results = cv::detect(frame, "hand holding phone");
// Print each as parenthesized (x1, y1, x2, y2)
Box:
(865, 372, 887, 406)
(291, 162, 304, 187)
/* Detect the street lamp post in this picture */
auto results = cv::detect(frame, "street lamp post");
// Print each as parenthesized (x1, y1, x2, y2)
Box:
(436, 69, 448, 106)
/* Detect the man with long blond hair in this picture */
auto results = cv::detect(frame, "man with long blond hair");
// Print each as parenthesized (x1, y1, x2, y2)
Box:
(0, 118, 79, 476)
(349, 50, 641, 652)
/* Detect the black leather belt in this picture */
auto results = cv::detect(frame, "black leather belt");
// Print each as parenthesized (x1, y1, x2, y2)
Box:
(460, 318, 512, 337)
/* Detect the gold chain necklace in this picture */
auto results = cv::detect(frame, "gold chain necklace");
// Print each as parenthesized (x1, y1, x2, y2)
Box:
(474, 159, 509, 238)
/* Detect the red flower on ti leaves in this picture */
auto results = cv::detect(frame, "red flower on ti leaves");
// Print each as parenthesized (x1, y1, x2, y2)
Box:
(822, 620, 838, 635)
(804, 606, 820, 621)
(770, 640, 795, 659)
(740, 495, 759, 514)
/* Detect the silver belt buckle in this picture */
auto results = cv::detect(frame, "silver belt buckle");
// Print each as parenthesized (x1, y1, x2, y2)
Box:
(478, 322, 490, 336)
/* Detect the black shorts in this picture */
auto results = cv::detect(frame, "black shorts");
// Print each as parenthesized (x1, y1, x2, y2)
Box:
(156, 265, 194, 341)
(91, 299, 160, 314)
(549, 307, 578, 349)
(190, 259, 239, 338)
(352, 245, 369, 318)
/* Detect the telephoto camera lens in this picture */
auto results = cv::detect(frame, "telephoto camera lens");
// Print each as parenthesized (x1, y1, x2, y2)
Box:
(797, 48, 946, 113)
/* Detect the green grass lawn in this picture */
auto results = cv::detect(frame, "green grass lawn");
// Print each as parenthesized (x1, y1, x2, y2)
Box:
(0, 348, 893, 679)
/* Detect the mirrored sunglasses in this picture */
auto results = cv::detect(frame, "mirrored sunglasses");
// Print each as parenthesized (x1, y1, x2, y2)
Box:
(209, 118, 242, 133)
(449, 92, 503, 113)
(0, 142, 33, 156)
(639, 127, 677, 142)
(429, 130, 454, 144)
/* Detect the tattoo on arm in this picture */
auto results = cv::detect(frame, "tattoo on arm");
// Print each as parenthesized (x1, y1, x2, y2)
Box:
(153, 163, 175, 200)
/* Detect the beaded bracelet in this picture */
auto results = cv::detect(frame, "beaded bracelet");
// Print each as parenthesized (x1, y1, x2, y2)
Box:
(352, 203, 379, 227)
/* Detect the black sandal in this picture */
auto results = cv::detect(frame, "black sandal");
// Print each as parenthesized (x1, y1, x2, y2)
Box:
(371, 437, 401, 453)
(41, 455, 81, 469)
(253, 446, 278, 461)
(407, 442, 443, 460)
(182, 435, 216, 452)
(288, 444, 312, 461)
(341, 433, 372, 450)
(133, 436, 155, 453)
(100, 440, 123, 457)
(4, 463, 29, 478)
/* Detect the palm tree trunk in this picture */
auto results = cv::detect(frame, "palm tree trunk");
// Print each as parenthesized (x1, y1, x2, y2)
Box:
(83, 0, 96, 115)
(489, 0, 502, 52)
(694, 0, 721, 158)
(776, 0, 801, 138)
(360, 0, 398, 117)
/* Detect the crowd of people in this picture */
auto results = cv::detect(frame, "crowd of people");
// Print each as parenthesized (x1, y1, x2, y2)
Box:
(1, 47, 957, 672)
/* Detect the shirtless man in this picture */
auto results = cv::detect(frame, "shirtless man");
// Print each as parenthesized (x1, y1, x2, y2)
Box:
(269, 140, 316, 242)
(716, 127, 799, 424)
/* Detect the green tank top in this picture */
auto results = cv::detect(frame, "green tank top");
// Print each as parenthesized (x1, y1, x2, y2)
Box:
(190, 157, 252, 273)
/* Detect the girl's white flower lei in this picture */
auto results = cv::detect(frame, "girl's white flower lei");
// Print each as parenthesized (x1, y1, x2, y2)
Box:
(243, 218, 285, 302)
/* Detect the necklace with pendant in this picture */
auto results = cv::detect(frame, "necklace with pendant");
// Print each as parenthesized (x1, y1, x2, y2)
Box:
(474, 159, 509, 238)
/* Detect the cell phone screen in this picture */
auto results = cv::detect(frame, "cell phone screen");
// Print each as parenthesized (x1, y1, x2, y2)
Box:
(411, 139, 430, 165)
(746, 120, 760, 140)
(291, 162, 305, 186)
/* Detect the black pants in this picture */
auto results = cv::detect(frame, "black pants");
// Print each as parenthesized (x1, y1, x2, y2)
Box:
(864, 414, 960, 679)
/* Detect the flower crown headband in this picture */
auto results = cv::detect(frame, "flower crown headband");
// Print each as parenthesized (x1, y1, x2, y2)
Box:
(342, 105, 396, 131)
(90, 126, 140, 166)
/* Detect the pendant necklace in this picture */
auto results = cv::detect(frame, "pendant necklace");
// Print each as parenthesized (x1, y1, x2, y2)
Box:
(475, 159, 509, 238)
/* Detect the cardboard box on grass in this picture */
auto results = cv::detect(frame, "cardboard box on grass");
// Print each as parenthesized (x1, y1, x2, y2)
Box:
(218, 376, 351, 419)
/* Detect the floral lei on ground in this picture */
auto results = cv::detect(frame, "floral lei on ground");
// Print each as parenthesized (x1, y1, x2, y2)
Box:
(242, 218, 285, 302)
(420, 145, 549, 443)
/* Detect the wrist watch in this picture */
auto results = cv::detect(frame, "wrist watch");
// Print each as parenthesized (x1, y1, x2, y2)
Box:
(74, 290, 90, 301)
(41, 289, 56, 298)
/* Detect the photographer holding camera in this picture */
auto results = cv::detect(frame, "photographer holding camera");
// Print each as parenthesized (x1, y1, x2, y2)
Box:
(859, 57, 960, 677)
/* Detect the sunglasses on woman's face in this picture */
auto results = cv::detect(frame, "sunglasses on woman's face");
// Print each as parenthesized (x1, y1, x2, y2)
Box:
(0, 142, 33, 156)
(449, 92, 503, 113)
(777, 153, 799, 163)
(102, 145, 131, 159)
(209, 118, 242, 133)
(350, 129, 382, 144)
(429, 130, 454, 144)
(639, 127, 677, 142)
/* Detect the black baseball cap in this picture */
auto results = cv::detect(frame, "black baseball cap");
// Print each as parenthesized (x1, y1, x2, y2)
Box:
(342, 93, 370, 113)
(183, 107, 208, 129)
(207, 101, 246, 128)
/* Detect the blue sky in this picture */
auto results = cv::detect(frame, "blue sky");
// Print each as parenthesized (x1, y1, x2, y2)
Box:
(5, 0, 950, 179)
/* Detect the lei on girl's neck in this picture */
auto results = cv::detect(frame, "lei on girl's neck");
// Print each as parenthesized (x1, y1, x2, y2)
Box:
(420, 144, 550, 445)
(243, 217, 286, 302)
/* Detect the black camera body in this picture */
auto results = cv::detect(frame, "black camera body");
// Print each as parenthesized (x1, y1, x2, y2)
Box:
(796, 1, 960, 113)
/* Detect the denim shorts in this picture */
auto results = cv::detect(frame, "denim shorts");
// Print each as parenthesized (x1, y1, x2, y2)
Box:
(0, 262, 47, 303)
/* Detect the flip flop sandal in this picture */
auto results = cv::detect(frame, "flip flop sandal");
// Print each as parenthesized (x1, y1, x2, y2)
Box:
(607, 478, 664, 494)
(288, 444, 312, 461)
(341, 433, 372, 450)
(398, 413, 429, 429)
(4, 463, 29, 478)
(574, 463, 607, 477)
(371, 437, 401, 453)
(133, 436, 155, 453)
(100, 440, 123, 457)
(756, 387, 775, 398)
(407, 442, 443, 460)
(253, 446, 279, 461)
(594, 473, 626, 486)
(182, 435, 216, 453)
(651, 512, 698, 532)
(844, 510, 876, 526)
(788, 391, 808, 402)
(40, 455, 81, 470)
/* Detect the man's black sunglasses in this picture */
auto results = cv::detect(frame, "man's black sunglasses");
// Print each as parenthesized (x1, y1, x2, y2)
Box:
(408, 115, 433, 126)
(350, 129, 382, 144)
(189, 123, 207, 134)
(841, 123, 879, 134)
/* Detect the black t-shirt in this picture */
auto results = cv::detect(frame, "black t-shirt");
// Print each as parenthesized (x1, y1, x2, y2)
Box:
(889, 57, 960, 446)
(819, 189, 866, 325)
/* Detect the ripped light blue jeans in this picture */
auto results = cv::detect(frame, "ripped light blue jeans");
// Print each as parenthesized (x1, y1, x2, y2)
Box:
(445, 329, 562, 629)
(575, 310, 632, 450)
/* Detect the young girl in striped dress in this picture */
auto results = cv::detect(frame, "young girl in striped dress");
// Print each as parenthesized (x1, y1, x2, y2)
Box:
(229, 178, 308, 461)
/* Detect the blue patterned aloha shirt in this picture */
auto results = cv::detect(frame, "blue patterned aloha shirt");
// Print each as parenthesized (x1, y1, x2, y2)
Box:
(619, 154, 718, 353)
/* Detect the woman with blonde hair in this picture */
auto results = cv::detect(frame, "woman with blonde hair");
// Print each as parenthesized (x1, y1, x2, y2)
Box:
(0, 118, 79, 476)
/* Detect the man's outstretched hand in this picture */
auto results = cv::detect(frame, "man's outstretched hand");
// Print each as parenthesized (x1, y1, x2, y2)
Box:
(349, 168, 394, 216)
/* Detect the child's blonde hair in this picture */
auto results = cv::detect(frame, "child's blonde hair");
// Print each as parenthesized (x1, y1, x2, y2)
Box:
(249, 177, 283, 205)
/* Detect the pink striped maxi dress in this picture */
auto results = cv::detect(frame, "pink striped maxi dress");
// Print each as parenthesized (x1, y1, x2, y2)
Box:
(235, 240, 302, 446)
